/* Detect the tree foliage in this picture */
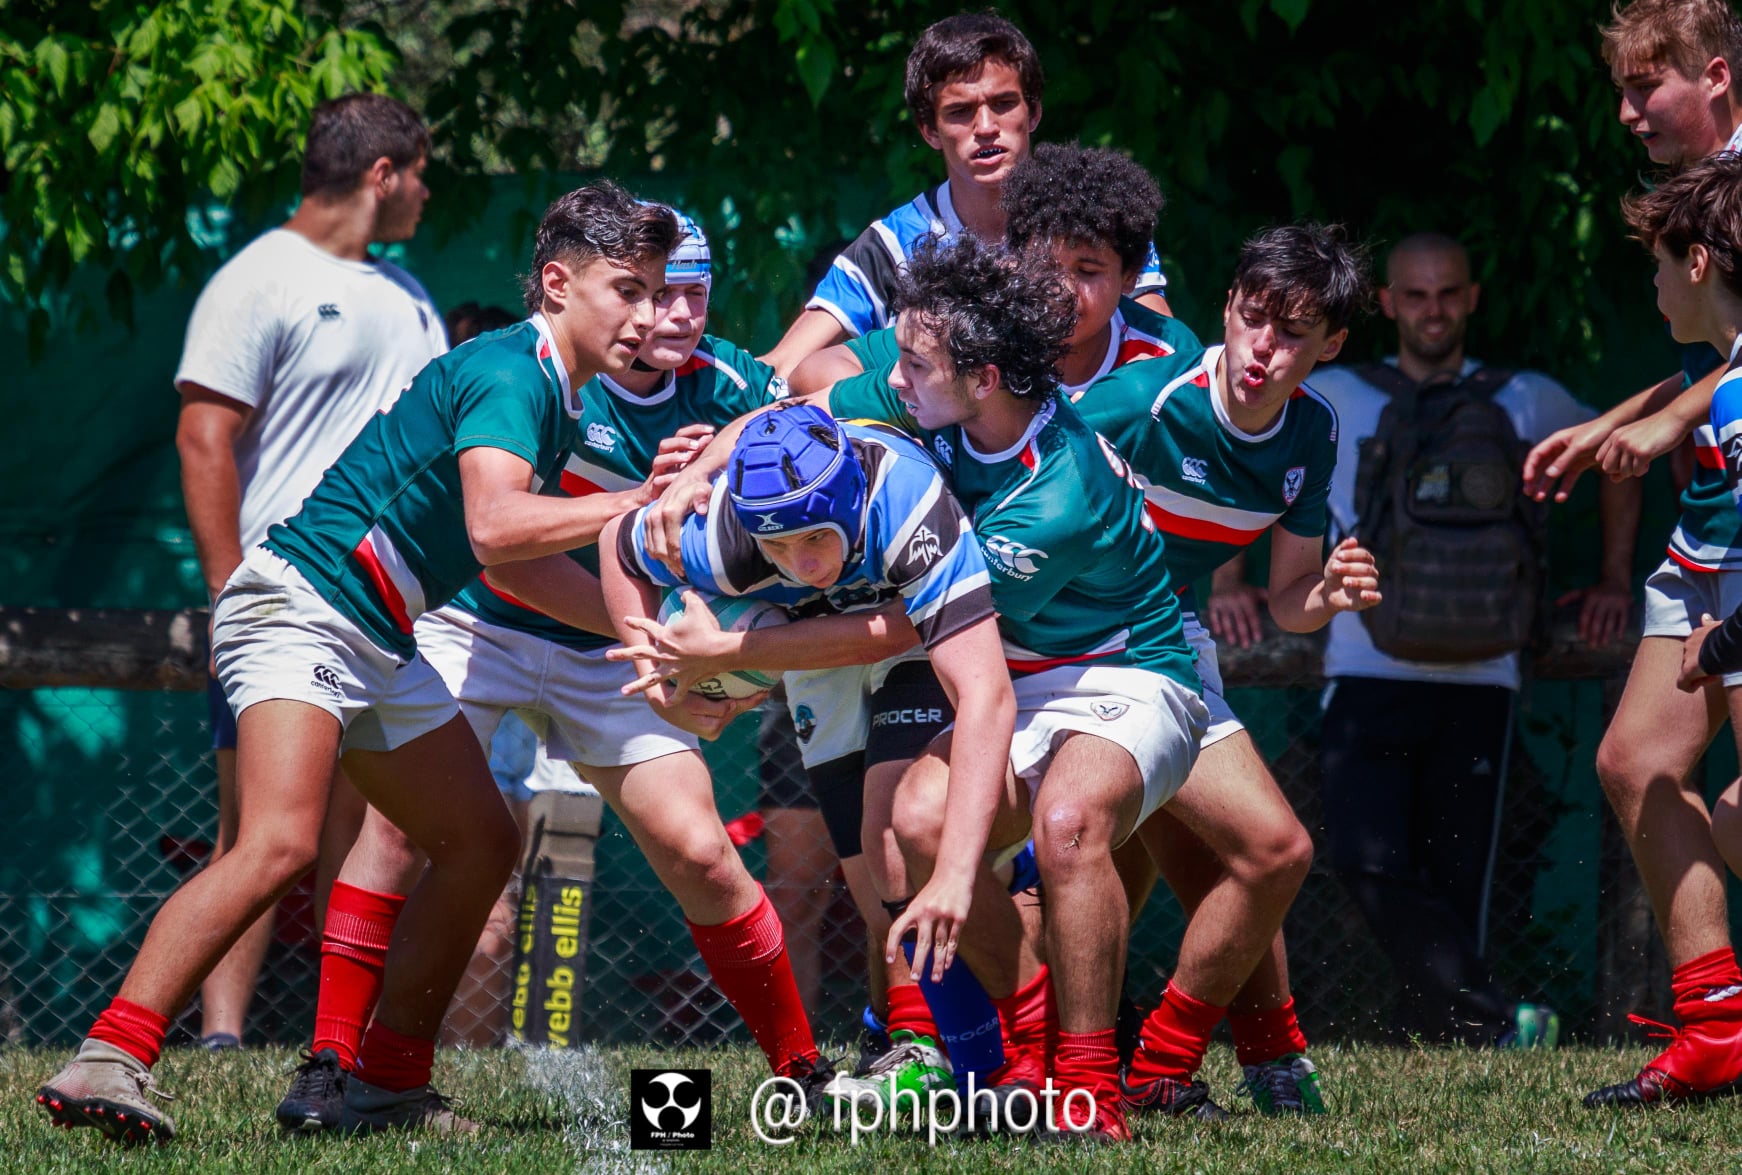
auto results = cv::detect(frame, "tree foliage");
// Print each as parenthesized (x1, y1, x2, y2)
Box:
(0, 0, 395, 351)
(4, 1, 1678, 387)
(413, 0, 1664, 383)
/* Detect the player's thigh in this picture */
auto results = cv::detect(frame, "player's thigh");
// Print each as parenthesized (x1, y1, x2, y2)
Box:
(1160, 729, 1306, 876)
(588, 750, 736, 869)
(341, 711, 518, 866)
(1135, 808, 1222, 913)
(231, 699, 345, 863)
(893, 729, 1031, 858)
(1598, 636, 1727, 794)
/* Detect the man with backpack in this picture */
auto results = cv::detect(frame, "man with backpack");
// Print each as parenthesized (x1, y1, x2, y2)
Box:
(1217, 232, 1639, 1044)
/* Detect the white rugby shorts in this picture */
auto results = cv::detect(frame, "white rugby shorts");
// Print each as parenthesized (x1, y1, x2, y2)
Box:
(212, 547, 458, 753)
(782, 649, 932, 769)
(413, 603, 698, 770)
(1181, 612, 1246, 750)
(1007, 662, 1208, 833)
(1643, 556, 1742, 687)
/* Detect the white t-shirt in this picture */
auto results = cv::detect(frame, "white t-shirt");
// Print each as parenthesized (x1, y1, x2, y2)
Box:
(174, 228, 448, 552)
(1309, 358, 1596, 690)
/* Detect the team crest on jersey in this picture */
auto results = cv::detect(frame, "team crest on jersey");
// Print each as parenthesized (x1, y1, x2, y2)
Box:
(1181, 457, 1209, 486)
(768, 375, 791, 401)
(907, 525, 941, 566)
(586, 422, 619, 453)
(1090, 701, 1128, 722)
(793, 704, 816, 743)
(983, 535, 1047, 580)
(933, 435, 954, 466)
(1282, 465, 1305, 505)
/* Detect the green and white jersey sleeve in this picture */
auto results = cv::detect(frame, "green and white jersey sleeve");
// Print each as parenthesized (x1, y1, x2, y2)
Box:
(448, 334, 786, 649)
(264, 316, 582, 659)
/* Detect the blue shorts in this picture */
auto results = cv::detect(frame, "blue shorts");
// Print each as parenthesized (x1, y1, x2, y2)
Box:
(206, 674, 238, 751)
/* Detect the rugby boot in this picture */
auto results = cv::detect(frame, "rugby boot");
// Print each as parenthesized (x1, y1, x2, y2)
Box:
(1584, 1011, 1742, 1108)
(1119, 1066, 1231, 1120)
(826, 1030, 951, 1116)
(1238, 1053, 1327, 1114)
(275, 1047, 347, 1133)
(1036, 1091, 1130, 1144)
(338, 1074, 477, 1135)
(36, 1039, 176, 1144)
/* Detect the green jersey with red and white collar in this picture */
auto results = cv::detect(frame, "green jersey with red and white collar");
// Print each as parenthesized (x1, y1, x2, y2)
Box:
(449, 333, 786, 648)
(1071, 342, 1339, 589)
(829, 370, 1199, 691)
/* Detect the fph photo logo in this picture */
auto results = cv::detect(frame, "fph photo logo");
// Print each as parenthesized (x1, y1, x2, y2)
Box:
(629, 1069, 711, 1150)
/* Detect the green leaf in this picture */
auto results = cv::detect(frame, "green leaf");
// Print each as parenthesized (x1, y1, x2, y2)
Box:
(1470, 86, 1505, 147)
(36, 39, 69, 98)
(795, 37, 836, 107)
(88, 104, 122, 153)
(1269, 0, 1312, 31)
(208, 157, 241, 199)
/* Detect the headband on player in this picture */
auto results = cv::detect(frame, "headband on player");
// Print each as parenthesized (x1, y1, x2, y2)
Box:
(666, 209, 711, 292)
(727, 404, 866, 558)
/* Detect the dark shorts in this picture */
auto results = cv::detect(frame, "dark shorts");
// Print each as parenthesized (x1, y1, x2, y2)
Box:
(206, 673, 238, 751)
(807, 661, 954, 860)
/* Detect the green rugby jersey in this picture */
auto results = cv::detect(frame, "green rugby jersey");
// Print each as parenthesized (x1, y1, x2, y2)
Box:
(264, 316, 584, 659)
(450, 334, 786, 647)
(1072, 342, 1339, 589)
(829, 371, 1199, 691)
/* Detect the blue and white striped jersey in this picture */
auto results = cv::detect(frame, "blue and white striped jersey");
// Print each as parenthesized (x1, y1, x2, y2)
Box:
(619, 422, 995, 648)
(807, 181, 1168, 339)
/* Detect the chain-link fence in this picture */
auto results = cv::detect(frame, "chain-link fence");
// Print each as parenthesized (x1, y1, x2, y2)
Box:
(0, 606, 1721, 1051)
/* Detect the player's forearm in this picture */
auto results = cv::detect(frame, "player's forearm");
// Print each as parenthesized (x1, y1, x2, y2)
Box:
(1615, 371, 1689, 428)
(735, 604, 920, 671)
(1598, 474, 1642, 588)
(467, 488, 650, 565)
(482, 554, 615, 636)
(598, 515, 666, 645)
(176, 436, 246, 601)
(1266, 572, 1335, 633)
(930, 683, 1017, 887)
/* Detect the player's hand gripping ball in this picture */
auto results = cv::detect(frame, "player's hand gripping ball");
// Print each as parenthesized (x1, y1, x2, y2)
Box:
(655, 590, 789, 700)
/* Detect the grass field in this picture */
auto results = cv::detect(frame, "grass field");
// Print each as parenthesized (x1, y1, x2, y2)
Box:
(1, 1041, 1740, 1172)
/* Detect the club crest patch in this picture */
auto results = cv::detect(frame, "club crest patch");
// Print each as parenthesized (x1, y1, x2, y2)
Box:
(1090, 701, 1129, 722)
(1282, 465, 1305, 505)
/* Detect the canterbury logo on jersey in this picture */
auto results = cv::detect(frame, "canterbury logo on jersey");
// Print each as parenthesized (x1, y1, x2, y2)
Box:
(318, 303, 340, 319)
(311, 665, 345, 698)
(1181, 457, 1209, 485)
(933, 435, 954, 466)
(585, 422, 618, 452)
(983, 535, 1047, 579)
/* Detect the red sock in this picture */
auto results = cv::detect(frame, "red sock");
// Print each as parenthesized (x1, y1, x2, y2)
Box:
(1129, 980, 1226, 1083)
(989, 966, 1053, 1086)
(688, 887, 818, 1075)
(354, 1021, 435, 1093)
(886, 981, 940, 1039)
(1055, 1028, 1121, 1104)
(1229, 998, 1310, 1067)
(89, 998, 170, 1068)
(311, 882, 406, 1070)
(1672, 947, 1742, 1023)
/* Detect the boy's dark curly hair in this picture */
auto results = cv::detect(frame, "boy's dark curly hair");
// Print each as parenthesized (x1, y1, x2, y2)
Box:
(1232, 223, 1373, 335)
(891, 234, 1076, 401)
(1623, 152, 1742, 301)
(522, 181, 679, 312)
(1002, 143, 1163, 276)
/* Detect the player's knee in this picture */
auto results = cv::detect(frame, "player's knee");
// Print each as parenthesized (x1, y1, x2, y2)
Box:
(1033, 801, 1110, 873)
(1712, 786, 1742, 868)
(666, 823, 742, 893)
(890, 772, 947, 864)
(234, 828, 321, 892)
(1595, 732, 1649, 804)
(1230, 816, 1313, 895)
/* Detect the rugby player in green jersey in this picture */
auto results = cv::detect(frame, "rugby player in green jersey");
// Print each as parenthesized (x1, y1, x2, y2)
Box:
(645, 237, 1211, 1141)
(1040, 199, 1377, 1113)
(36, 185, 680, 1143)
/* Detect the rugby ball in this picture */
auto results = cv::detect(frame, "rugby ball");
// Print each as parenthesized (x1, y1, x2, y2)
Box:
(655, 590, 789, 700)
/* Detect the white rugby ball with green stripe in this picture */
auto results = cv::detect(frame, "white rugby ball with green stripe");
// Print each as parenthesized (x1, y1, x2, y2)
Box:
(656, 590, 789, 700)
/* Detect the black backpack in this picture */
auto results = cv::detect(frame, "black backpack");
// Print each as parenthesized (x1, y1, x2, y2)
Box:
(1351, 362, 1549, 662)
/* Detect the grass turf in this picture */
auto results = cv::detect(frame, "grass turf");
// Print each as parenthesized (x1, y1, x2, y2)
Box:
(0, 1041, 1738, 1172)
